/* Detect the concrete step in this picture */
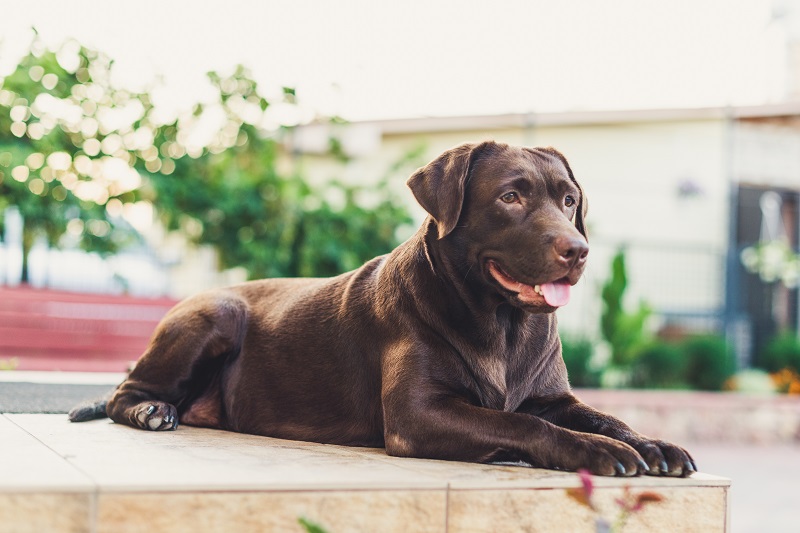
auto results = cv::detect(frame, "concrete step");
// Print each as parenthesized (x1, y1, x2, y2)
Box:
(0, 414, 730, 533)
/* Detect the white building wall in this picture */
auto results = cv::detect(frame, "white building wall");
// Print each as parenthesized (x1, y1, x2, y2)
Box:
(733, 120, 800, 188)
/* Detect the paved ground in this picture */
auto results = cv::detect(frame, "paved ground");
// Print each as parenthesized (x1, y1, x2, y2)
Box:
(0, 372, 119, 413)
(0, 382, 113, 413)
(687, 443, 800, 533)
(1, 374, 797, 532)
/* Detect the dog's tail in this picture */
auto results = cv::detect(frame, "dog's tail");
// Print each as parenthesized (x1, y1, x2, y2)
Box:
(68, 397, 109, 422)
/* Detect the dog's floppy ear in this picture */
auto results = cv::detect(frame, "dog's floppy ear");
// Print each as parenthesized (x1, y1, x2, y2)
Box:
(537, 146, 588, 240)
(407, 142, 489, 239)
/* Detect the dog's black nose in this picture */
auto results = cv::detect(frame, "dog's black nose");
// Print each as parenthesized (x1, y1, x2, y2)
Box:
(554, 236, 589, 267)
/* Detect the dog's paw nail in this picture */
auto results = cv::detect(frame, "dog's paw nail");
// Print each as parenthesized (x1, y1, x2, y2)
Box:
(615, 462, 626, 475)
(146, 405, 155, 415)
(660, 461, 669, 473)
(639, 459, 650, 472)
(685, 461, 695, 473)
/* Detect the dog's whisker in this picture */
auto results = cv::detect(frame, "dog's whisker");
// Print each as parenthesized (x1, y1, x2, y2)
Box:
(463, 262, 475, 282)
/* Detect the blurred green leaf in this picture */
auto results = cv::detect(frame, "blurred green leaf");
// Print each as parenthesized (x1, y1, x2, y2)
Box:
(298, 517, 329, 533)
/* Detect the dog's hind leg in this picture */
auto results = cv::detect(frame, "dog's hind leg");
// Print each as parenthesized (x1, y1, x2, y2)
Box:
(105, 292, 248, 432)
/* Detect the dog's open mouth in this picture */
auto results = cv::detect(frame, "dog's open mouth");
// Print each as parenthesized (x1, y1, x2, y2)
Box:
(487, 261, 571, 307)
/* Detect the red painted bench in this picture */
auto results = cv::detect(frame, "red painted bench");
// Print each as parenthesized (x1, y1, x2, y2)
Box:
(0, 286, 177, 372)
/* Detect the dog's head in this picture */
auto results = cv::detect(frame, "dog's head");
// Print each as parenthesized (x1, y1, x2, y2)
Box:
(407, 141, 588, 313)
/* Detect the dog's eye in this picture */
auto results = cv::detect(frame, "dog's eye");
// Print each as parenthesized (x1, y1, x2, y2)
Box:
(500, 192, 519, 204)
(564, 195, 576, 208)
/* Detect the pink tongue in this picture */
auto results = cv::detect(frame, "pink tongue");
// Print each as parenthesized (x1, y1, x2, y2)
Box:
(541, 282, 571, 307)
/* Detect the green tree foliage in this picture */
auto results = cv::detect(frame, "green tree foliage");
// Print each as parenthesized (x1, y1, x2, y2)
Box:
(141, 67, 412, 278)
(600, 249, 651, 366)
(0, 36, 142, 281)
(1, 36, 412, 282)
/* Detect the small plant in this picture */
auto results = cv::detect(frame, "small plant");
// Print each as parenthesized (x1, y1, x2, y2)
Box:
(566, 469, 665, 532)
(600, 249, 651, 368)
(298, 517, 329, 533)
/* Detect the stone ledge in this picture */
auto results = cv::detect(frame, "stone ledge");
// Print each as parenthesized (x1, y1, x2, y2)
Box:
(0, 414, 730, 533)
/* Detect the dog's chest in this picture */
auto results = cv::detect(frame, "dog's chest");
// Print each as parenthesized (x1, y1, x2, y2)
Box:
(474, 356, 507, 399)
(471, 355, 534, 412)
(466, 321, 553, 412)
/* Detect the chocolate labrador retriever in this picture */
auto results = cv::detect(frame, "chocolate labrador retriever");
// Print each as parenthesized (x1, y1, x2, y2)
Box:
(70, 141, 696, 477)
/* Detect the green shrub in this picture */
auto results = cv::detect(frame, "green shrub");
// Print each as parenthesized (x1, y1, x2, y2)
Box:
(683, 335, 736, 391)
(758, 332, 800, 373)
(600, 249, 652, 367)
(561, 337, 601, 388)
(624, 334, 736, 392)
(631, 341, 688, 389)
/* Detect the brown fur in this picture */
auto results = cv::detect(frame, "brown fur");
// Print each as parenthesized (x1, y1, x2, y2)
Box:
(86, 141, 695, 477)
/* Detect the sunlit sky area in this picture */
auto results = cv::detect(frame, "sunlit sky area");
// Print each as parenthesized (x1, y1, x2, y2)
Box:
(0, 0, 796, 121)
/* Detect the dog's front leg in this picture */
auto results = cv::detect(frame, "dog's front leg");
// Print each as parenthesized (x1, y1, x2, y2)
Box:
(521, 394, 697, 477)
(382, 392, 650, 477)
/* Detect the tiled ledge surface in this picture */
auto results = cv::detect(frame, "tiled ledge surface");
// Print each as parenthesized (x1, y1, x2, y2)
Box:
(0, 414, 730, 533)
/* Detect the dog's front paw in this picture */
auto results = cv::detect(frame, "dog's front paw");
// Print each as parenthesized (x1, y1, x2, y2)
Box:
(632, 439, 696, 477)
(132, 402, 178, 431)
(564, 434, 649, 477)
